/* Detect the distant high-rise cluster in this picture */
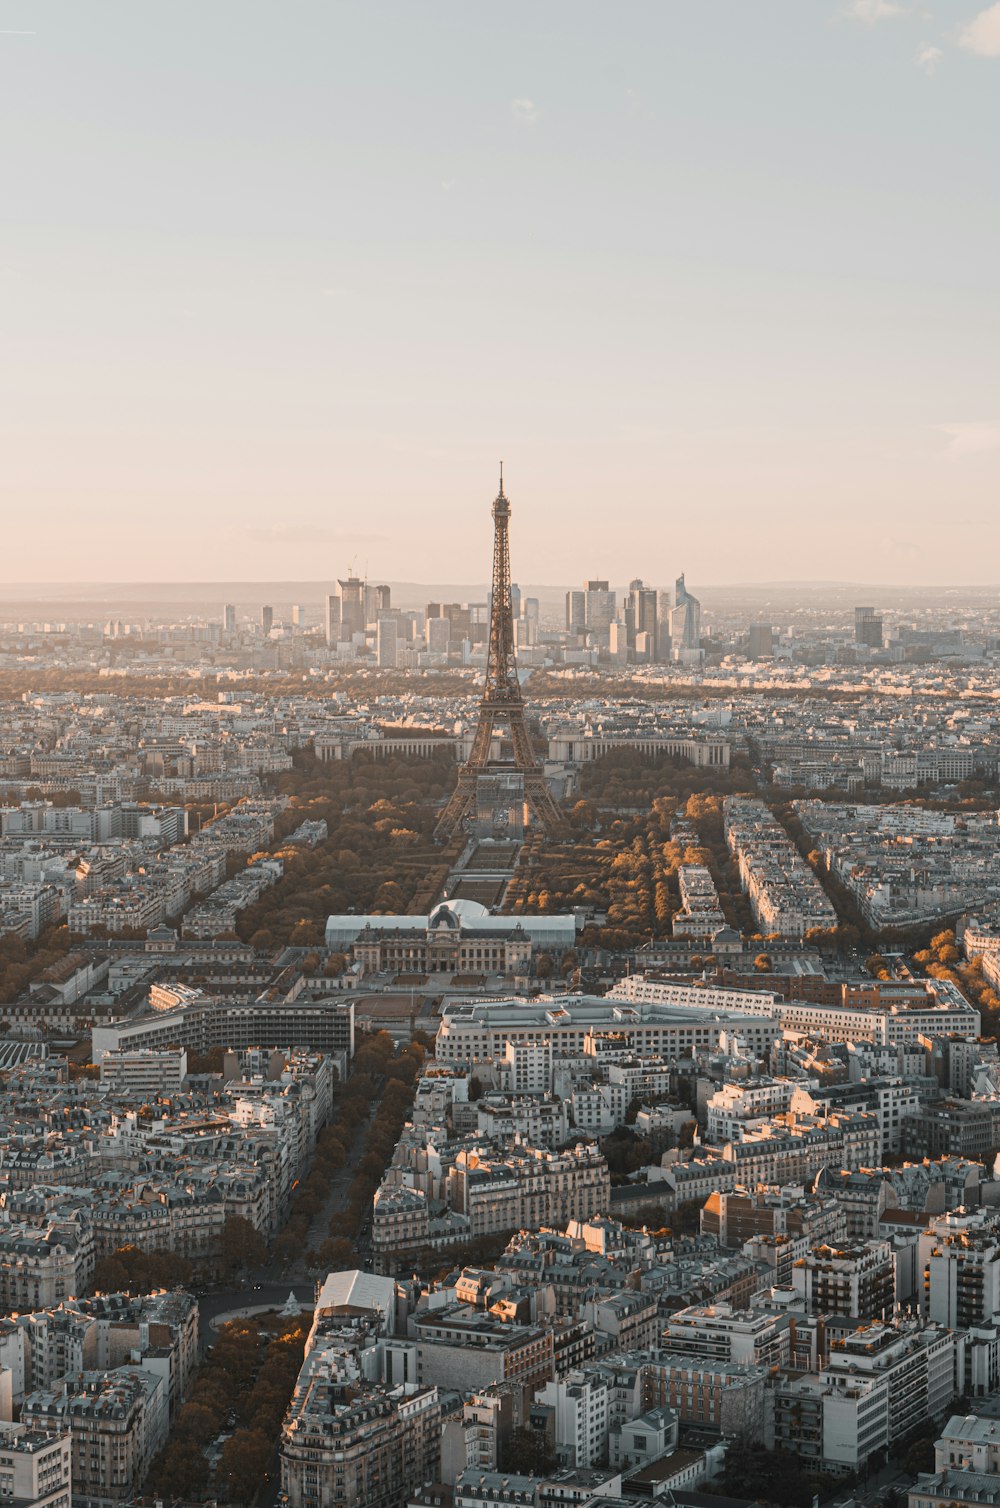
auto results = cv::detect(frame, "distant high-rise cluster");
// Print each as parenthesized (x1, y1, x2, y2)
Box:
(325, 576, 399, 664)
(563, 573, 704, 666)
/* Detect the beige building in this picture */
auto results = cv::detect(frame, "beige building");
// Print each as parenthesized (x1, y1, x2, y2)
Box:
(0, 1422, 72, 1508)
(280, 1358, 440, 1508)
(21, 1368, 168, 1508)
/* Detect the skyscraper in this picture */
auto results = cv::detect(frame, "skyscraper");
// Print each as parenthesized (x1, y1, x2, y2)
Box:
(223, 604, 236, 635)
(748, 623, 773, 658)
(565, 590, 586, 635)
(626, 578, 658, 657)
(377, 616, 398, 668)
(337, 577, 365, 636)
(855, 606, 883, 650)
(365, 583, 391, 624)
(672, 574, 702, 654)
(584, 580, 616, 642)
(656, 589, 674, 664)
(326, 594, 342, 646)
(261, 605, 274, 635)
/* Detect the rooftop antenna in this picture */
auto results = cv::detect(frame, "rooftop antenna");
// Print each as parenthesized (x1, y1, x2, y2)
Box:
(499, 460, 504, 494)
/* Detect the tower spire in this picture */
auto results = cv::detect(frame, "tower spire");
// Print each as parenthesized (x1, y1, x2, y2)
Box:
(434, 471, 567, 840)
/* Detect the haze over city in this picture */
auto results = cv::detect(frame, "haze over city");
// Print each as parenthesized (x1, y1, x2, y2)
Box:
(2, 0, 999, 585)
(7, 10, 1000, 1508)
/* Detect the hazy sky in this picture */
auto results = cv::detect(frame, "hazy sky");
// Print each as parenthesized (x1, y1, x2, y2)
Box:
(2, 1, 999, 587)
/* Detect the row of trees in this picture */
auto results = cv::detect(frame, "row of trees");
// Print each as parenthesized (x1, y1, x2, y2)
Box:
(579, 748, 755, 811)
(94, 1034, 424, 1293)
(505, 786, 759, 952)
(915, 928, 1000, 1042)
(233, 751, 454, 952)
(0, 921, 75, 1006)
(92, 1212, 268, 1294)
(270, 1030, 425, 1268)
(502, 754, 768, 952)
(329, 1034, 426, 1245)
(146, 1314, 308, 1504)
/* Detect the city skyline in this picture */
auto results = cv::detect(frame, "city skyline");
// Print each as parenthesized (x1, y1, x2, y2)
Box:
(2, 2, 999, 585)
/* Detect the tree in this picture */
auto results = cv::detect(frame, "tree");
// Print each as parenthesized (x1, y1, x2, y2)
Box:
(903, 1436, 935, 1475)
(148, 1440, 210, 1499)
(175, 1400, 221, 1443)
(716, 1443, 815, 1508)
(317, 1237, 355, 1270)
(218, 1429, 273, 1503)
(221, 1215, 268, 1274)
(501, 1425, 557, 1477)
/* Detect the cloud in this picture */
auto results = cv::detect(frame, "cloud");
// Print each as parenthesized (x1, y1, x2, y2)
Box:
(935, 421, 1000, 456)
(959, 2, 1000, 56)
(917, 43, 943, 72)
(510, 97, 538, 125)
(843, 0, 907, 22)
(243, 525, 388, 545)
(0, 28, 36, 34)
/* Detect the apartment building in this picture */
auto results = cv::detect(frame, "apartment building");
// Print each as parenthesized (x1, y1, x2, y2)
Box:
(701, 1185, 847, 1250)
(724, 797, 838, 938)
(536, 1371, 610, 1468)
(641, 1353, 768, 1437)
(280, 1360, 440, 1508)
(435, 996, 781, 1066)
(922, 1209, 1000, 1328)
(22, 1368, 168, 1507)
(0, 1422, 72, 1508)
(98, 1048, 187, 1095)
(824, 1319, 957, 1444)
(413, 1307, 554, 1395)
(792, 1241, 896, 1322)
(659, 1303, 791, 1369)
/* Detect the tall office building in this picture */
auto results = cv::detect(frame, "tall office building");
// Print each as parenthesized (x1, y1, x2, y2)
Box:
(584, 580, 616, 641)
(426, 616, 451, 654)
(565, 590, 586, 635)
(855, 606, 884, 649)
(748, 623, 773, 658)
(326, 593, 342, 646)
(291, 604, 304, 628)
(261, 605, 274, 636)
(626, 578, 658, 657)
(338, 577, 366, 636)
(672, 573, 702, 653)
(656, 589, 674, 663)
(365, 583, 391, 624)
(223, 604, 236, 635)
(510, 583, 522, 623)
(376, 617, 398, 669)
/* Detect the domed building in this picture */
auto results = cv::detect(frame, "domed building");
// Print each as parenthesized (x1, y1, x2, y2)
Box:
(326, 898, 575, 977)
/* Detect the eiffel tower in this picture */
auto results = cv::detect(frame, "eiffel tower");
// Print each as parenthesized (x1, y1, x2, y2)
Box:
(434, 469, 568, 840)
